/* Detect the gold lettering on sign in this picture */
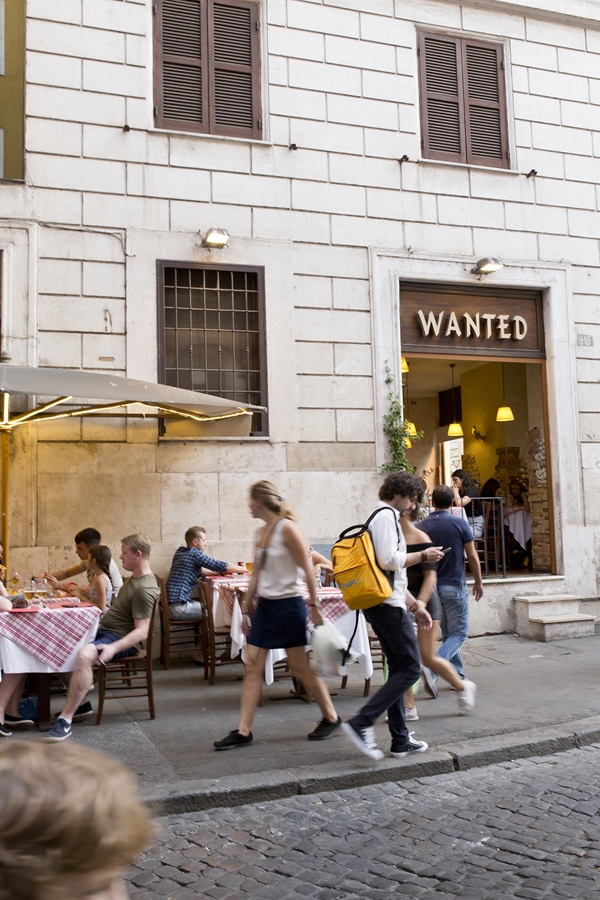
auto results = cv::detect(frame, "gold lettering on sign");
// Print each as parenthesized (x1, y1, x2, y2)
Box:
(416, 310, 530, 342)
(464, 312, 480, 338)
(496, 314, 511, 339)
(445, 311, 462, 337)
(417, 310, 444, 336)
(513, 316, 527, 340)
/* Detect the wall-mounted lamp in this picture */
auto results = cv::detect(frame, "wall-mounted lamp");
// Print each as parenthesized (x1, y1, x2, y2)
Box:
(496, 363, 514, 422)
(471, 257, 504, 275)
(401, 357, 410, 373)
(200, 228, 230, 249)
(472, 426, 486, 442)
(447, 363, 463, 438)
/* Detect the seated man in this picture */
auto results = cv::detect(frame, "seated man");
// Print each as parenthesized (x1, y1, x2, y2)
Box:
(44, 533, 160, 742)
(48, 526, 123, 599)
(166, 525, 247, 621)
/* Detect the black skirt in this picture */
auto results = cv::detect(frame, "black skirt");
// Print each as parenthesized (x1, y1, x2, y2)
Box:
(249, 595, 308, 649)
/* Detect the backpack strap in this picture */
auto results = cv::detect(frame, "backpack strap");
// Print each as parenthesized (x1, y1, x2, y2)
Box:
(366, 506, 400, 589)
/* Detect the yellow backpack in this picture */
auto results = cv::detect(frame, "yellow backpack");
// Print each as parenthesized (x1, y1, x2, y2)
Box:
(332, 509, 398, 610)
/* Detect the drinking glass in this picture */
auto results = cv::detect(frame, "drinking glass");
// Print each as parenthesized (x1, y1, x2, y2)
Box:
(9, 572, 19, 591)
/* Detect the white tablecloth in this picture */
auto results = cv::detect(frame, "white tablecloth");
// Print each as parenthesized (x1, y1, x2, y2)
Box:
(504, 507, 532, 551)
(209, 579, 373, 685)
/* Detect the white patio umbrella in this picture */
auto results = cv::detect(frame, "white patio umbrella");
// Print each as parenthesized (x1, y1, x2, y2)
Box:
(0, 365, 265, 570)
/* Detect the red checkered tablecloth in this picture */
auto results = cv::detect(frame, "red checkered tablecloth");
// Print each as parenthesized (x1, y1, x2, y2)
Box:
(0, 607, 101, 669)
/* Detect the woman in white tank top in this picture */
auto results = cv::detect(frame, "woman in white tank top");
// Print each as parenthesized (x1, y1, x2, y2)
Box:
(214, 480, 342, 751)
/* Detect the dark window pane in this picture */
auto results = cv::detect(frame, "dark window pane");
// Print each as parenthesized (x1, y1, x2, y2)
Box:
(220, 310, 233, 330)
(206, 310, 219, 330)
(234, 311, 247, 330)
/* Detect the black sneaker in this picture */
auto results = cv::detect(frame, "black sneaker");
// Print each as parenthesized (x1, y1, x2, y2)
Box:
(0, 723, 12, 738)
(390, 733, 428, 758)
(341, 721, 384, 760)
(308, 715, 342, 741)
(5, 714, 35, 727)
(214, 729, 253, 751)
(72, 701, 94, 721)
(44, 717, 72, 742)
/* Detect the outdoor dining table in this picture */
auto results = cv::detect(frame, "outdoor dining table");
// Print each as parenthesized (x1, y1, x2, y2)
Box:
(504, 506, 532, 551)
(208, 576, 373, 686)
(0, 600, 101, 726)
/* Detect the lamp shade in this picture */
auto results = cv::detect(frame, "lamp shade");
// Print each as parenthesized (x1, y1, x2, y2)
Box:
(447, 422, 464, 437)
(404, 436, 412, 449)
(406, 421, 418, 437)
(496, 405, 515, 422)
(401, 357, 410, 373)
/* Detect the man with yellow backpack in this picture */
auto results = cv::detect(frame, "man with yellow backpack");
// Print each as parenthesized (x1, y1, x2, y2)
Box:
(338, 472, 444, 761)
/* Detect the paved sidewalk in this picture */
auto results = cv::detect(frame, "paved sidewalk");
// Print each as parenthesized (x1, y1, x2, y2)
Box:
(20, 633, 600, 813)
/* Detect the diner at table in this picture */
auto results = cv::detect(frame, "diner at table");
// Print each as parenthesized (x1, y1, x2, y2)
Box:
(0, 595, 102, 734)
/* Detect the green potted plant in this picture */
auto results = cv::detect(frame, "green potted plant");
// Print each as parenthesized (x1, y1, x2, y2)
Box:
(379, 364, 424, 474)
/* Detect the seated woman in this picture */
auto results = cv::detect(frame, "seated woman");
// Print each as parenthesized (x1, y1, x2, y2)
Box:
(504, 478, 532, 568)
(505, 478, 530, 510)
(451, 469, 484, 538)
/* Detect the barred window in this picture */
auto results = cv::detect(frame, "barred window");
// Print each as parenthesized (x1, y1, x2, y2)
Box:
(158, 262, 267, 436)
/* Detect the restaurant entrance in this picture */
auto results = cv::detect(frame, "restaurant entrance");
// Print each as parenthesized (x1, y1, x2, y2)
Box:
(399, 282, 553, 575)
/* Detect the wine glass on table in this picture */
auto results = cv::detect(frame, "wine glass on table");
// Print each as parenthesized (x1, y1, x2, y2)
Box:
(9, 572, 19, 591)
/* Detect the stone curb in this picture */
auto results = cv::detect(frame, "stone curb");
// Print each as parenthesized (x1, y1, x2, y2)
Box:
(144, 716, 600, 817)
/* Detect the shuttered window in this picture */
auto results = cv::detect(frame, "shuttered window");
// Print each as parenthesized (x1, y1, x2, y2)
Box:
(418, 32, 509, 169)
(157, 262, 268, 436)
(154, 0, 261, 139)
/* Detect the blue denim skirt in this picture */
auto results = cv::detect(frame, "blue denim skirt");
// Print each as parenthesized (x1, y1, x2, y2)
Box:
(249, 595, 308, 649)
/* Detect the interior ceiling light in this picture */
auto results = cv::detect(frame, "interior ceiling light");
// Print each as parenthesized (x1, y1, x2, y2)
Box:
(447, 362, 463, 438)
(401, 357, 410, 373)
(496, 363, 515, 422)
(471, 257, 504, 275)
(201, 228, 230, 249)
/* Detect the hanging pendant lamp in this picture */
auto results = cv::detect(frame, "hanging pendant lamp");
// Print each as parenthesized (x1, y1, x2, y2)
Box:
(496, 363, 514, 422)
(447, 363, 463, 437)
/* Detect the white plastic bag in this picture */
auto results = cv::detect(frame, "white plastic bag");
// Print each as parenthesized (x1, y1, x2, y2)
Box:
(311, 619, 358, 677)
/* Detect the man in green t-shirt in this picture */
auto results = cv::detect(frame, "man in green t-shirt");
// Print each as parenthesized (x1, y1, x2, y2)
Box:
(45, 534, 160, 742)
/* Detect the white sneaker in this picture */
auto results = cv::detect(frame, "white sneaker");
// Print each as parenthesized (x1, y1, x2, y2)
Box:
(341, 722, 384, 761)
(405, 706, 419, 721)
(457, 678, 477, 715)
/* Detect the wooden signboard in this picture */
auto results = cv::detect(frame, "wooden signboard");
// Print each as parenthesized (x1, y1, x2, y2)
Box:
(399, 282, 545, 358)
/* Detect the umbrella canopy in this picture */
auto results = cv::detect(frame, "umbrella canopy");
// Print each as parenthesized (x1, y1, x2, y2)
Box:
(0, 365, 265, 428)
(0, 365, 266, 569)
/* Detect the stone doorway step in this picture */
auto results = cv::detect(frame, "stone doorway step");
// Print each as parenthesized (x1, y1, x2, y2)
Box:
(514, 594, 595, 641)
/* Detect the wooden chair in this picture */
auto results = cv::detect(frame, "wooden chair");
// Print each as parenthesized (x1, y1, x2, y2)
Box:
(341, 625, 386, 697)
(158, 577, 206, 670)
(95, 579, 160, 724)
(198, 580, 244, 685)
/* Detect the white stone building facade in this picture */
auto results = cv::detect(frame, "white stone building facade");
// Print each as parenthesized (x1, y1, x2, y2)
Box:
(1, 0, 599, 632)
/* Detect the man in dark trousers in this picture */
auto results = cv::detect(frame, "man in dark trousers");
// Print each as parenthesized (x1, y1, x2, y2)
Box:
(341, 472, 444, 761)
(420, 483, 482, 713)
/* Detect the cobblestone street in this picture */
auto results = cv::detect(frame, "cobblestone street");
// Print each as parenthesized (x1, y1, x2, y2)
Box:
(126, 743, 600, 898)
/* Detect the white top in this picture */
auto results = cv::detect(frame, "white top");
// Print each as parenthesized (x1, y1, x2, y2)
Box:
(90, 572, 113, 610)
(87, 558, 123, 594)
(255, 520, 304, 599)
(369, 501, 408, 609)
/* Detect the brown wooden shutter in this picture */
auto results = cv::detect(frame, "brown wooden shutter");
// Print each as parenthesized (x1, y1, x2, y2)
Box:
(418, 31, 509, 169)
(154, 0, 261, 139)
(419, 32, 465, 163)
(463, 40, 509, 168)
(209, 0, 261, 138)
(155, 0, 207, 132)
